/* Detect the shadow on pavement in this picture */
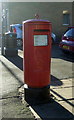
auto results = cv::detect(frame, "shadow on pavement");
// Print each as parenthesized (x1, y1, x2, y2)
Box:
(0, 59, 24, 86)
(51, 75, 63, 86)
(51, 44, 74, 62)
(4, 55, 23, 71)
(31, 98, 74, 120)
(3, 55, 63, 87)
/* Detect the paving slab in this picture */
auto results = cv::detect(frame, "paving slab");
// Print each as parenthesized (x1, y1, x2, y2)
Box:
(2, 91, 34, 119)
(0, 54, 24, 95)
(0, 100, 2, 120)
(51, 78, 73, 89)
(50, 87, 72, 100)
(18, 49, 23, 58)
(50, 78, 74, 115)
(51, 58, 73, 80)
(59, 100, 74, 113)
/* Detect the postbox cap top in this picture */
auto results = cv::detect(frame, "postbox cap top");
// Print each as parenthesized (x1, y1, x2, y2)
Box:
(23, 19, 51, 24)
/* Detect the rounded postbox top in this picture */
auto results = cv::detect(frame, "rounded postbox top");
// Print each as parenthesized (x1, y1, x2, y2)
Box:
(23, 19, 51, 24)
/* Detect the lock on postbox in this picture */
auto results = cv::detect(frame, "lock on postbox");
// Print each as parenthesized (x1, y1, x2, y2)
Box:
(23, 19, 52, 105)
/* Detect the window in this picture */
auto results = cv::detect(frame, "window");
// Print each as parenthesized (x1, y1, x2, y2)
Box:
(63, 10, 70, 25)
(64, 28, 74, 38)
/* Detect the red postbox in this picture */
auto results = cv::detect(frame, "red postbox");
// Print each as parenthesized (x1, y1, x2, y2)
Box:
(23, 19, 52, 105)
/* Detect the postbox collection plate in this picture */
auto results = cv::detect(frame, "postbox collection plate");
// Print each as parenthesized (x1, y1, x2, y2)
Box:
(34, 35, 48, 46)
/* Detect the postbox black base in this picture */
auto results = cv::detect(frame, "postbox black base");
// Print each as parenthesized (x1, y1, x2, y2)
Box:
(4, 48, 18, 57)
(24, 84, 50, 105)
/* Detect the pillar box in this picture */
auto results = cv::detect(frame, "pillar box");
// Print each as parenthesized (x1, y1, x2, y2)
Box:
(23, 19, 52, 105)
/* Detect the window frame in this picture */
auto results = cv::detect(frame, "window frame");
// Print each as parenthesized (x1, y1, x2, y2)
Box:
(62, 11, 70, 26)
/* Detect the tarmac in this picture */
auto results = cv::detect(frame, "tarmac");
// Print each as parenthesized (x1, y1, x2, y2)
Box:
(0, 48, 74, 120)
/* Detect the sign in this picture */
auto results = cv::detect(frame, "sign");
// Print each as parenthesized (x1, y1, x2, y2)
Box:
(34, 35, 48, 46)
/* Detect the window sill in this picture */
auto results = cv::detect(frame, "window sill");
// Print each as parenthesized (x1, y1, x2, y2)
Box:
(62, 24, 70, 26)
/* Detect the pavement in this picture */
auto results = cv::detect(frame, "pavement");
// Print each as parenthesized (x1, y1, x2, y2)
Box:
(0, 46, 74, 120)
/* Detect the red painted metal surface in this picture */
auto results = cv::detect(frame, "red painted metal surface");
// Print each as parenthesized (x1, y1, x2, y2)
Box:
(23, 19, 52, 88)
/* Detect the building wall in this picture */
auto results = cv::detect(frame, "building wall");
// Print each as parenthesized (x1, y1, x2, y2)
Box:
(0, 2, 2, 47)
(72, 2, 74, 25)
(5, 2, 73, 39)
